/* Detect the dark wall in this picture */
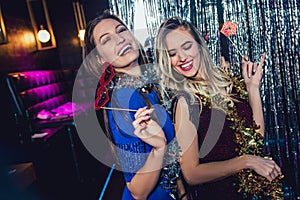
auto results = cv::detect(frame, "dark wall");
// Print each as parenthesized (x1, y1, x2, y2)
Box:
(0, 0, 109, 164)
(83, 0, 109, 23)
(0, 0, 61, 73)
(0, 0, 109, 73)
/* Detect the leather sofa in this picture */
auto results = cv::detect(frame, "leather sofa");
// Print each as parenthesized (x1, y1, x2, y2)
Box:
(6, 68, 84, 143)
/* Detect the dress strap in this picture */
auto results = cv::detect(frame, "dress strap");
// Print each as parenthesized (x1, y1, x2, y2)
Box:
(171, 90, 201, 127)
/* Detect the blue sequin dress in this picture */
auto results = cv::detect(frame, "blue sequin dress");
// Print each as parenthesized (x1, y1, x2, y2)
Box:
(104, 69, 176, 199)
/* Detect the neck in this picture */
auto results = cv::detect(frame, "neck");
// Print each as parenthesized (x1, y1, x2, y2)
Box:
(194, 68, 205, 80)
(115, 61, 142, 77)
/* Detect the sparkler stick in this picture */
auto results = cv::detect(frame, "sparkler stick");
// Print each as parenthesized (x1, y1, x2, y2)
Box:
(226, 37, 245, 58)
(101, 107, 138, 112)
(221, 21, 247, 60)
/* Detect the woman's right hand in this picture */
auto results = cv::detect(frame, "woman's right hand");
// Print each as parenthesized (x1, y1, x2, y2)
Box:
(132, 107, 167, 151)
(221, 56, 230, 73)
(244, 155, 282, 181)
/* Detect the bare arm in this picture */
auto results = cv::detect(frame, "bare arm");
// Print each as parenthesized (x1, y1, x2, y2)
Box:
(175, 96, 280, 185)
(126, 107, 167, 200)
(247, 86, 264, 135)
(242, 54, 266, 136)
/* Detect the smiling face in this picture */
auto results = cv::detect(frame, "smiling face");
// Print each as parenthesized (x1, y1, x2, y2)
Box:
(166, 27, 202, 78)
(93, 18, 139, 71)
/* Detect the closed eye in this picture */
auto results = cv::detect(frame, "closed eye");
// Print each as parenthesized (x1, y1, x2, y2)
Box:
(168, 50, 176, 57)
(100, 24, 127, 45)
(182, 42, 192, 50)
(101, 36, 111, 45)
(117, 26, 128, 33)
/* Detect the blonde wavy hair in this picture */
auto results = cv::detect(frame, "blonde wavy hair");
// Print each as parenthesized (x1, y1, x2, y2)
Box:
(155, 17, 233, 105)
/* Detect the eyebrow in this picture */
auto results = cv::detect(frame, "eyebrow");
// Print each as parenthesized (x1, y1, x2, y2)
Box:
(167, 41, 191, 52)
(98, 23, 124, 42)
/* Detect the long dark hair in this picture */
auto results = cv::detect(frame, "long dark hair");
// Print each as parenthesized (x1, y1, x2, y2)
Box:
(82, 10, 153, 163)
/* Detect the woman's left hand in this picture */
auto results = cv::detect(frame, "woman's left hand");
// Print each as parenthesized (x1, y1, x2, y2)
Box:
(242, 53, 266, 89)
(132, 107, 167, 150)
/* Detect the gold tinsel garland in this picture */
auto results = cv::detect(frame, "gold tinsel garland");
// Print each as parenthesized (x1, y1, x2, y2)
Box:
(194, 74, 284, 199)
(228, 75, 284, 199)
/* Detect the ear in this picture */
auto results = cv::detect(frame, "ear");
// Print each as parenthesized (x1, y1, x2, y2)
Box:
(96, 55, 105, 65)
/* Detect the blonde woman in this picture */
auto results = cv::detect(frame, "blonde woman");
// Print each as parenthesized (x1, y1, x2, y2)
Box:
(155, 17, 281, 199)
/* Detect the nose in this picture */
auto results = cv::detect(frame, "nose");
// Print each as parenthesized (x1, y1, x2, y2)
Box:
(114, 33, 125, 44)
(178, 50, 187, 62)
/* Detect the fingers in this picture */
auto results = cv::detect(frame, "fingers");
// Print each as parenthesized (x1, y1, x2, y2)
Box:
(258, 52, 266, 67)
(274, 162, 282, 175)
(136, 115, 151, 127)
(132, 107, 166, 149)
(241, 56, 249, 79)
(268, 167, 278, 181)
(248, 62, 254, 78)
(255, 53, 266, 74)
(221, 56, 225, 63)
(221, 56, 230, 72)
(132, 108, 153, 139)
(242, 53, 265, 79)
(264, 158, 282, 181)
(268, 167, 280, 181)
(242, 55, 255, 78)
(133, 108, 153, 126)
(251, 155, 282, 181)
(134, 106, 148, 119)
(271, 162, 281, 180)
(134, 107, 153, 120)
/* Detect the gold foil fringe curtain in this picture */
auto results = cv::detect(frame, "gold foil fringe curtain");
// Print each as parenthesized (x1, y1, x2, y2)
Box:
(109, 0, 300, 198)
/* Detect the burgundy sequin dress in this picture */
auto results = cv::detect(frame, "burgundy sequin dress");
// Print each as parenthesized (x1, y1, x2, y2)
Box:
(175, 91, 254, 200)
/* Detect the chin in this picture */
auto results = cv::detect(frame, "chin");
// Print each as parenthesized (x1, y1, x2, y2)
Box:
(129, 52, 139, 61)
(183, 71, 197, 78)
(113, 55, 139, 68)
(125, 52, 139, 63)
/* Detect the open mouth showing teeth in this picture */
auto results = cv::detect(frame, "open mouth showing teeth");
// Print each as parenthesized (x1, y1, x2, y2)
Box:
(180, 60, 193, 71)
(118, 45, 132, 56)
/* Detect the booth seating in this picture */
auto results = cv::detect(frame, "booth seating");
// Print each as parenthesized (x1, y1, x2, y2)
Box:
(6, 68, 96, 182)
(6, 69, 78, 143)
(4, 69, 125, 198)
